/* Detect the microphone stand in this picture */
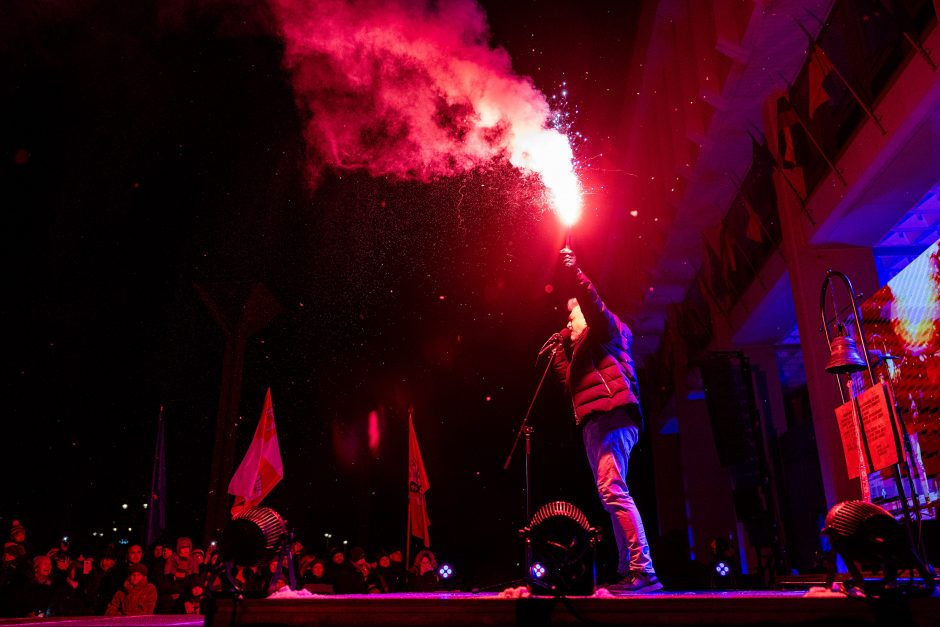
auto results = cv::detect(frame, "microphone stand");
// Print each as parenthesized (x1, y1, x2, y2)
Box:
(504, 342, 562, 552)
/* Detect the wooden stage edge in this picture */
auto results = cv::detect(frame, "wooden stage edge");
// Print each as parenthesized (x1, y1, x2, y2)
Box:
(205, 590, 940, 626)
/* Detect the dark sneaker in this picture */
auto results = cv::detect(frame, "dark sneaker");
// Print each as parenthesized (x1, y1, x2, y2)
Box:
(606, 571, 663, 594)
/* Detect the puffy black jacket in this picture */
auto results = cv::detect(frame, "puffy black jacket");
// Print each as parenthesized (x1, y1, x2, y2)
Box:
(551, 269, 642, 428)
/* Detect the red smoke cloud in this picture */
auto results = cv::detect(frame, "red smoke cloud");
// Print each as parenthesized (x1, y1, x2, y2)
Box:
(272, 0, 581, 218)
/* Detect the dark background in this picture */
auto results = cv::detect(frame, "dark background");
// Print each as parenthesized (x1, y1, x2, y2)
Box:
(1, 0, 651, 586)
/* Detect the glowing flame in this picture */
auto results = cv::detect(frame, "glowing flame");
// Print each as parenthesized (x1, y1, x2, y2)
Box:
(510, 128, 582, 225)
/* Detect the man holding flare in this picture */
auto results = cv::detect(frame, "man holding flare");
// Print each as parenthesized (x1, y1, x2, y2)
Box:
(548, 246, 661, 594)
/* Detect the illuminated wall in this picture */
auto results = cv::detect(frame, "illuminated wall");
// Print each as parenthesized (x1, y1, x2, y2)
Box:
(859, 238, 940, 510)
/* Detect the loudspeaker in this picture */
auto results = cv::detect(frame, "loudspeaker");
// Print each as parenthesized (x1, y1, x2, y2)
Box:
(698, 353, 759, 468)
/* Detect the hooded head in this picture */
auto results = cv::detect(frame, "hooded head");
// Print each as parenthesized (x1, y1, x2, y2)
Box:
(10, 521, 25, 543)
(128, 563, 148, 586)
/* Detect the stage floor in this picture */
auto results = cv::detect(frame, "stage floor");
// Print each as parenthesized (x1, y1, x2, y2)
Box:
(204, 589, 940, 626)
(1, 589, 937, 626)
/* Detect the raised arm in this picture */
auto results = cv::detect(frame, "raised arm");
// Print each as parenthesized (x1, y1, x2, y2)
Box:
(560, 248, 618, 339)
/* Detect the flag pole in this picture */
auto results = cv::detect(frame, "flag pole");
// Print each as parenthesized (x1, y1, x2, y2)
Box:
(804, 4, 934, 72)
(405, 495, 412, 573)
(146, 405, 167, 549)
(788, 95, 847, 185)
(720, 216, 766, 289)
(699, 238, 731, 322)
(775, 75, 848, 187)
(744, 129, 812, 233)
(405, 406, 413, 572)
(725, 168, 790, 249)
(793, 19, 886, 134)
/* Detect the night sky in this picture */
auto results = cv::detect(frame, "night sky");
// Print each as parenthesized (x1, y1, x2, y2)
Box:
(3, 0, 652, 586)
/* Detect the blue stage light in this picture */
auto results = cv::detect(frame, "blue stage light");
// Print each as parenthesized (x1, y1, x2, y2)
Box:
(438, 564, 453, 579)
(715, 561, 730, 577)
(529, 562, 546, 579)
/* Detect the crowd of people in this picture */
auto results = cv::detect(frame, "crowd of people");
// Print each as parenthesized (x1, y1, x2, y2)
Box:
(0, 519, 446, 618)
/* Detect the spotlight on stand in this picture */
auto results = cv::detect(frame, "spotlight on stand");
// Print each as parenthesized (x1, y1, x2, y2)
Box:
(212, 506, 292, 597)
(520, 501, 599, 596)
(219, 506, 287, 567)
(823, 500, 935, 597)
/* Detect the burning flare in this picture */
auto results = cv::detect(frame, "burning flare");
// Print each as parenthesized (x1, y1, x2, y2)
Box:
(272, 0, 582, 220)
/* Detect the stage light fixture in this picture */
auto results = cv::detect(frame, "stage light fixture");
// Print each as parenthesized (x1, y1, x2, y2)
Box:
(219, 506, 288, 567)
(715, 562, 730, 577)
(530, 562, 546, 579)
(438, 564, 453, 580)
(823, 500, 935, 597)
(521, 501, 599, 596)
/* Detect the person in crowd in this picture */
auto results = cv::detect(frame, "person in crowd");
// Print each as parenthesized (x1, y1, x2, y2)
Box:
(1, 541, 28, 591)
(50, 558, 88, 615)
(165, 537, 197, 577)
(549, 247, 662, 594)
(126, 545, 144, 568)
(0, 524, 31, 616)
(297, 554, 315, 581)
(243, 564, 268, 596)
(385, 549, 407, 592)
(152, 544, 171, 588)
(105, 564, 156, 616)
(0, 543, 27, 616)
(110, 543, 141, 589)
(84, 546, 121, 615)
(371, 551, 393, 594)
(205, 550, 220, 577)
(156, 542, 192, 613)
(191, 547, 206, 575)
(21, 555, 55, 616)
(325, 547, 345, 587)
(50, 548, 72, 581)
(409, 550, 439, 592)
(174, 579, 206, 614)
(333, 547, 367, 594)
(8, 522, 30, 562)
(206, 541, 219, 565)
(259, 556, 281, 593)
(148, 543, 164, 572)
(302, 559, 331, 591)
(73, 554, 95, 610)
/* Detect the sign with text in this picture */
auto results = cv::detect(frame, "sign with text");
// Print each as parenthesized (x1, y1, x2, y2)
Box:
(835, 400, 863, 479)
(856, 383, 900, 472)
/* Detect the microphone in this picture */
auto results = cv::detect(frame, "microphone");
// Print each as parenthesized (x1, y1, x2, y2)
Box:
(538, 328, 571, 357)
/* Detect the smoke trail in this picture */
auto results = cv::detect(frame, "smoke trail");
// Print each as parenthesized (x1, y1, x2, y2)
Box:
(271, 0, 580, 218)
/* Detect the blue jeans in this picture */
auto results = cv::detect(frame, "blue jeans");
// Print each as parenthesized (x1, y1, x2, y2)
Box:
(581, 406, 654, 575)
